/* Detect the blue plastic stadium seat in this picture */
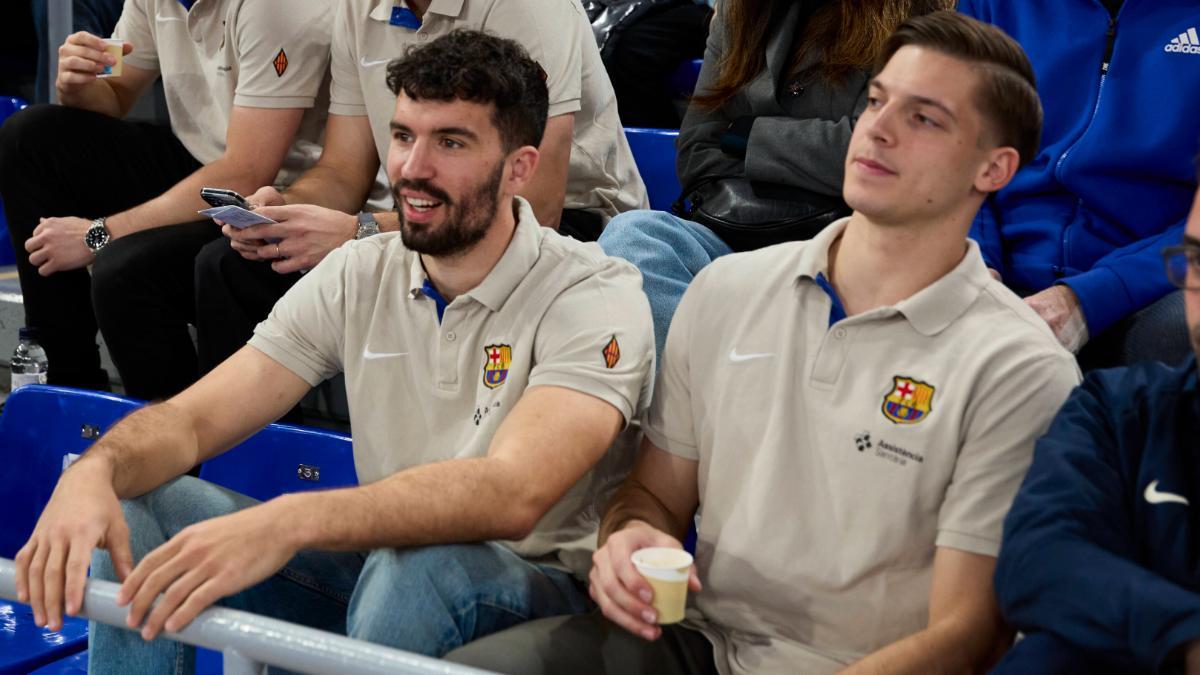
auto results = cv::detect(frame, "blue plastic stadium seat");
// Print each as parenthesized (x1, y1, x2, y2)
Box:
(0, 604, 88, 675)
(199, 422, 356, 503)
(670, 58, 704, 99)
(0, 96, 29, 266)
(27, 650, 87, 674)
(0, 385, 143, 560)
(624, 127, 682, 212)
(0, 386, 139, 675)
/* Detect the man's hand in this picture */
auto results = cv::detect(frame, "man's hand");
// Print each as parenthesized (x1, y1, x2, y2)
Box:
(55, 32, 130, 98)
(1025, 285, 1088, 352)
(26, 216, 96, 276)
(217, 186, 286, 262)
(232, 204, 356, 274)
(14, 460, 133, 631)
(589, 521, 701, 641)
(117, 501, 297, 640)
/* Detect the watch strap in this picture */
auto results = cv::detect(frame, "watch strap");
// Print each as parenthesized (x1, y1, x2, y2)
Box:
(355, 212, 380, 240)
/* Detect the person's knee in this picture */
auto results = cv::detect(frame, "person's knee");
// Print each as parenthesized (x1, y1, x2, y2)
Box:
(348, 543, 533, 654)
(0, 105, 68, 174)
(346, 545, 466, 638)
(599, 210, 690, 261)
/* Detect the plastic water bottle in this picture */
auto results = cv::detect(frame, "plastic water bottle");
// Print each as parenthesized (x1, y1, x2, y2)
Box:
(11, 327, 48, 390)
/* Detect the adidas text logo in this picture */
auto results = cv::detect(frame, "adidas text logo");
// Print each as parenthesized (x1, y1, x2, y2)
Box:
(1166, 27, 1200, 55)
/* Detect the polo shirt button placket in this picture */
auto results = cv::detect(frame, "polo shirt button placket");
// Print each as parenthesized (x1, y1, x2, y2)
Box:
(834, 328, 847, 340)
(446, 331, 456, 342)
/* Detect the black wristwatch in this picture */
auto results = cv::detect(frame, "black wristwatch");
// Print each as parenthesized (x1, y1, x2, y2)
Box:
(355, 212, 380, 240)
(84, 217, 111, 253)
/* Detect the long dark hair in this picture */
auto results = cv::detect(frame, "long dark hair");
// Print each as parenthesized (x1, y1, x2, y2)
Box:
(693, 0, 954, 109)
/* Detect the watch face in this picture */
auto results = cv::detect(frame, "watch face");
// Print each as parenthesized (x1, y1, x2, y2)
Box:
(85, 223, 110, 251)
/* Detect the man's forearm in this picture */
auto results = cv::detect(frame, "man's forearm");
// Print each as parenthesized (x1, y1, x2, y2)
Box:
(77, 401, 203, 500)
(106, 157, 278, 238)
(282, 164, 375, 214)
(839, 612, 1005, 675)
(58, 80, 124, 118)
(599, 478, 691, 546)
(278, 457, 546, 552)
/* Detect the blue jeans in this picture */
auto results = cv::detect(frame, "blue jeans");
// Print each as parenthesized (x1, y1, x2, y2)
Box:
(89, 477, 591, 675)
(598, 210, 732, 362)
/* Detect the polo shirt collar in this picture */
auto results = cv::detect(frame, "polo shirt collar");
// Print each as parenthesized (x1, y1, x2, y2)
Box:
(407, 196, 542, 313)
(370, 0, 465, 22)
(893, 239, 989, 336)
(795, 216, 991, 336)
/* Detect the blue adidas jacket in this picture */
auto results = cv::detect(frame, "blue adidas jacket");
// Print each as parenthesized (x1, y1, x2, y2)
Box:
(957, 0, 1200, 336)
(995, 356, 1200, 673)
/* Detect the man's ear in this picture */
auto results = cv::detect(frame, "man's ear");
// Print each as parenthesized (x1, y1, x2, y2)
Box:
(506, 145, 540, 193)
(975, 146, 1020, 195)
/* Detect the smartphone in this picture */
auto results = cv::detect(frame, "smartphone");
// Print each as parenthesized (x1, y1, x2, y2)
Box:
(200, 187, 250, 209)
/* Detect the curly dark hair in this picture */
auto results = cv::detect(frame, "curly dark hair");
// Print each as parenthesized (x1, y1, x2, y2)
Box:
(386, 29, 549, 152)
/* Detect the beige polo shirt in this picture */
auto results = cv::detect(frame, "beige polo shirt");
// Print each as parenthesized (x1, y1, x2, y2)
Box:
(645, 218, 1081, 674)
(249, 197, 654, 576)
(328, 0, 648, 220)
(113, 0, 331, 187)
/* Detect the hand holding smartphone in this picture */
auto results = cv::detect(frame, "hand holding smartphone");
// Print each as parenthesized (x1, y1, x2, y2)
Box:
(198, 187, 276, 228)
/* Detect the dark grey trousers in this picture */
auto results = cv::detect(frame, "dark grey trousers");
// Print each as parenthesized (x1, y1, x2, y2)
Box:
(444, 611, 719, 675)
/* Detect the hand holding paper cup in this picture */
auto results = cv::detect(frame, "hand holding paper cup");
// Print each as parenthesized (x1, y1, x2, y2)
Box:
(631, 547, 693, 624)
(98, 39, 125, 78)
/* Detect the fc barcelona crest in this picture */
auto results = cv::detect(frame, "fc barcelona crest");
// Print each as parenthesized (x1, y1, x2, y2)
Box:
(881, 375, 935, 425)
(483, 344, 512, 389)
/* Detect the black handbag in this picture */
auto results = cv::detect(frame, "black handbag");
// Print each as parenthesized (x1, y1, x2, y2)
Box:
(674, 177, 850, 252)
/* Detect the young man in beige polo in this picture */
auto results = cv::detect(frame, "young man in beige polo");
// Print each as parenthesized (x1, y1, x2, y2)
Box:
(0, 0, 331, 399)
(12, 31, 653, 671)
(448, 12, 1082, 674)
(190, 0, 650, 392)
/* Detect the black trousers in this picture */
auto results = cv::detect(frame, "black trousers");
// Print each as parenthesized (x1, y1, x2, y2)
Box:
(0, 104, 201, 392)
(603, 2, 712, 129)
(193, 238, 302, 380)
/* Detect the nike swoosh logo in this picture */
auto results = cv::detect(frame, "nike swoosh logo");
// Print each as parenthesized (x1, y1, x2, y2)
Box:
(362, 348, 409, 360)
(155, 13, 183, 21)
(1145, 480, 1189, 506)
(728, 348, 774, 363)
(360, 57, 391, 67)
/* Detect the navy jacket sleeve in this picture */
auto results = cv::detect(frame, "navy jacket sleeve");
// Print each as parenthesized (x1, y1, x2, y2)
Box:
(995, 375, 1200, 672)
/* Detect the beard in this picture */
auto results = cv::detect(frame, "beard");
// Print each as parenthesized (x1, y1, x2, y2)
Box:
(393, 159, 505, 257)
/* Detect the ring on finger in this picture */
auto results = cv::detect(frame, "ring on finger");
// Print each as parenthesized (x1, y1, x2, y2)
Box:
(275, 244, 281, 259)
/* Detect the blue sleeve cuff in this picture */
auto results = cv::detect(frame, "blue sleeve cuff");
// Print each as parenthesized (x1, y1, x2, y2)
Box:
(1061, 267, 1134, 336)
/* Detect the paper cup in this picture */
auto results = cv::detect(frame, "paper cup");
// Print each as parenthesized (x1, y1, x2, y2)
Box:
(631, 547, 693, 625)
(99, 39, 123, 78)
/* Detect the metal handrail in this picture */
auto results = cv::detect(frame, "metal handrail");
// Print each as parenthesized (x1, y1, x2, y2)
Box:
(0, 557, 495, 674)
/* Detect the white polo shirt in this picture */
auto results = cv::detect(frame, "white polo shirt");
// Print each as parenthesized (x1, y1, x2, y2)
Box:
(328, 0, 648, 220)
(113, 0, 331, 187)
(646, 218, 1081, 673)
(249, 197, 655, 576)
